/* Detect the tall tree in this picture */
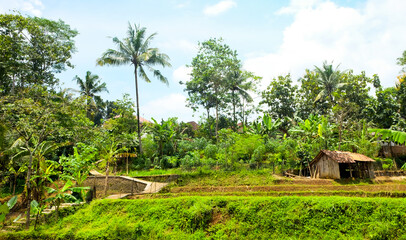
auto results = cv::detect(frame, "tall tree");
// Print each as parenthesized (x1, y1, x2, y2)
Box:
(260, 74, 297, 134)
(0, 86, 90, 228)
(226, 70, 258, 129)
(97, 23, 171, 153)
(296, 70, 330, 119)
(396, 51, 406, 122)
(73, 71, 108, 121)
(397, 50, 406, 73)
(0, 13, 78, 95)
(184, 38, 240, 139)
(314, 61, 345, 105)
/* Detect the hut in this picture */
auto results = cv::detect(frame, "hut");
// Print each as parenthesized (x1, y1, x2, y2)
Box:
(310, 150, 375, 179)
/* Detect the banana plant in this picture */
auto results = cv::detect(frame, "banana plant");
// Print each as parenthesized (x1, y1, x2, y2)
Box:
(45, 179, 88, 213)
(0, 196, 18, 226)
(368, 128, 406, 169)
(59, 143, 97, 200)
(8, 164, 27, 195)
(99, 139, 125, 196)
(148, 118, 176, 160)
(317, 116, 335, 149)
(249, 113, 281, 139)
(30, 200, 46, 230)
(368, 128, 406, 145)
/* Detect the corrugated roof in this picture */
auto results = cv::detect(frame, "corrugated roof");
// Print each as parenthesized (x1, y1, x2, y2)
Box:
(311, 150, 375, 165)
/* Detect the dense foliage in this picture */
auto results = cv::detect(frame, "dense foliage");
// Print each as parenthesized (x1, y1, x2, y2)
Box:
(1, 12, 406, 232)
(4, 196, 406, 239)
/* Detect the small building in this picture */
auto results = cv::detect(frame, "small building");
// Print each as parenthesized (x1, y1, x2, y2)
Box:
(380, 143, 406, 158)
(310, 150, 375, 179)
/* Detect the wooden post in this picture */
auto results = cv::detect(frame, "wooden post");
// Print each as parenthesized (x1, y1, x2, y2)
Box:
(349, 163, 353, 178)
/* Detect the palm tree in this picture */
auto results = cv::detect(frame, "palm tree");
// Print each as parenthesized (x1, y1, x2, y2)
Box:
(227, 70, 254, 128)
(314, 61, 345, 104)
(73, 71, 108, 119)
(96, 23, 171, 154)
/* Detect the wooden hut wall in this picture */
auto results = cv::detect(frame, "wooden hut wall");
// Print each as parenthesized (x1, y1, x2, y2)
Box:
(367, 162, 375, 178)
(312, 155, 340, 179)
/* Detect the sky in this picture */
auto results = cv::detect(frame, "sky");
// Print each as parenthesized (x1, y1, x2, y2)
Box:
(1, 0, 405, 122)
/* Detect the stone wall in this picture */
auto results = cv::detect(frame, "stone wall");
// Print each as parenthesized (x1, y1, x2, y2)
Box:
(381, 146, 406, 158)
(375, 170, 406, 177)
(134, 174, 179, 183)
(83, 176, 147, 198)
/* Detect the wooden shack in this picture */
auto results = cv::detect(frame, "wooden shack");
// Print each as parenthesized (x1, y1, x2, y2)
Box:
(310, 150, 375, 179)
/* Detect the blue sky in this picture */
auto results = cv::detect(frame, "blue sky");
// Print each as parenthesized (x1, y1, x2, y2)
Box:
(1, 0, 405, 122)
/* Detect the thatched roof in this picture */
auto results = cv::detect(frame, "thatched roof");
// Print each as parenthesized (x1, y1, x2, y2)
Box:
(187, 121, 199, 131)
(311, 150, 375, 165)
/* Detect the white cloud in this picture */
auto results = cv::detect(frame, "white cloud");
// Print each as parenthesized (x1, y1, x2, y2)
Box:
(244, 0, 406, 90)
(141, 94, 196, 121)
(0, 0, 44, 16)
(203, 0, 236, 16)
(173, 65, 192, 84)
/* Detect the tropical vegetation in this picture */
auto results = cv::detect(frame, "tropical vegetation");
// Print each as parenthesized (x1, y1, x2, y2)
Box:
(1, 11, 406, 238)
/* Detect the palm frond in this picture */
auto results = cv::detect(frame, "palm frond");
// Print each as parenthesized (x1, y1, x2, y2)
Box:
(97, 48, 131, 66)
(140, 32, 157, 53)
(314, 90, 326, 103)
(138, 65, 151, 83)
(112, 37, 132, 56)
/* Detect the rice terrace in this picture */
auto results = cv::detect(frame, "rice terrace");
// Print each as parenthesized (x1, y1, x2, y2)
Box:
(1, 0, 406, 239)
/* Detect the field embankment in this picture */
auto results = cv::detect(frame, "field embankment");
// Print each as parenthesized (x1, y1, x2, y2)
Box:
(3, 196, 406, 239)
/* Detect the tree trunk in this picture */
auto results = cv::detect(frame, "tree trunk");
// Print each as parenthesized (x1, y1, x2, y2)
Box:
(338, 123, 342, 151)
(242, 98, 245, 133)
(13, 175, 16, 195)
(232, 90, 236, 130)
(35, 157, 40, 202)
(25, 151, 33, 229)
(390, 143, 397, 169)
(104, 161, 110, 196)
(9, 177, 12, 193)
(134, 67, 142, 155)
(11, 75, 15, 95)
(126, 153, 129, 175)
(215, 102, 219, 142)
(338, 114, 343, 151)
(206, 107, 211, 138)
(307, 159, 312, 177)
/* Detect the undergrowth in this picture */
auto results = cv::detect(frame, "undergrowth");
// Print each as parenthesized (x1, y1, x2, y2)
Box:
(4, 196, 406, 239)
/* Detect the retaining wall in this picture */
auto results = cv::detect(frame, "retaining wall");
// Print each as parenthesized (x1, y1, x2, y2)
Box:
(134, 174, 179, 183)
(374, 170, 406, 177)
(83, 176, 148, 198)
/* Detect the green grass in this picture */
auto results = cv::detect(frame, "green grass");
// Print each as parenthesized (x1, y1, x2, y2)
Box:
(155, 190, 406, 198)
(126, 168, 278, 186)
(5, 196, 406, 239)
(174, 169, 277, 187)
(126, 168, 183, 177)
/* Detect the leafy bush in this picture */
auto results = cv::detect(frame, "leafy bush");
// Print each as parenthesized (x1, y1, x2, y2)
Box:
(141, 134, 157, 160)
(250, 145, 267, 169)
(204, 144, 218, 160)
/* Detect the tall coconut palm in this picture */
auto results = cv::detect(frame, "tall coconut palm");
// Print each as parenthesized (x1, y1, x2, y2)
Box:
(227, 70, 254, 128)
(96, 23, 171, 153)
(73, 71, 108, 119)
(314, 61, 345, 104)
